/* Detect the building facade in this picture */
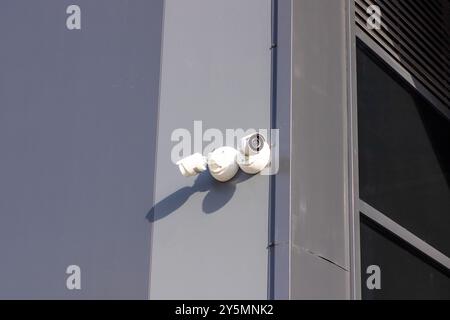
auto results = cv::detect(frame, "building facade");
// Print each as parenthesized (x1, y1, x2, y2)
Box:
(0, 0, 448, 299)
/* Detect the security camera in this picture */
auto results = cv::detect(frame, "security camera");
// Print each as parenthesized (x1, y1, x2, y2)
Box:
(237, 133, 270, 174)
(176, 153, 207, 177)
(239, 133, 266, 156)
(207, 147, 239, 182)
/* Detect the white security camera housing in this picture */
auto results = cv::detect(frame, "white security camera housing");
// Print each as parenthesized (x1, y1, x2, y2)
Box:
(176, 153, 207, 177)
(237, 133, 271, 174)
(207, 147, 239, 182)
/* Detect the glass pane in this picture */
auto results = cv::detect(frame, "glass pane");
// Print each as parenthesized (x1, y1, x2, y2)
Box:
(360, 214, 450, 300)
(357, 42, 450, 256)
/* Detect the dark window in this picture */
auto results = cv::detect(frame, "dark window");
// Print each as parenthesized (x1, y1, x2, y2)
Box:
(361, 214, 450, 300)
(357, 41, 450, 256)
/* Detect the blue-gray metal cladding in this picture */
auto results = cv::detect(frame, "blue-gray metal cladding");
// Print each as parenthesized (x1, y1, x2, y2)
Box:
(0, 0, 163, 298)
(269, 0, 291, 300)
(149, 0, 272, 299)
(290, 0, 350, 299)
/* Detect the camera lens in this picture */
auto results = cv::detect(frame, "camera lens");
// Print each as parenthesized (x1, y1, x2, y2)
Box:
(249, 134, 264, 152)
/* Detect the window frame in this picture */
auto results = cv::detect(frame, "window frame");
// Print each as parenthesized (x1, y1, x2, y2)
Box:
(347, 0, 450, 300)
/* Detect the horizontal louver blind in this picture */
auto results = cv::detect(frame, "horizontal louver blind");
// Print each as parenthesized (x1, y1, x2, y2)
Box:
(355, 0, 450, 108)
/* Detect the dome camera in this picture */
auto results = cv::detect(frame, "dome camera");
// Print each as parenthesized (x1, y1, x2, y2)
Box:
(207, 147, 239, 182)
(239, 133, 265, 156)
(237, 133, 271, 174)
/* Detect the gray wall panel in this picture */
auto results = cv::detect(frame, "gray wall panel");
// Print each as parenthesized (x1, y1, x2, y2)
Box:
(150, 0, 272, 299)
(290, 0, 350, 299)
(0, 0, 163, 299)
(291, 246, 349, 299)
